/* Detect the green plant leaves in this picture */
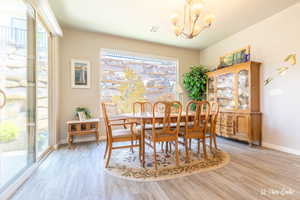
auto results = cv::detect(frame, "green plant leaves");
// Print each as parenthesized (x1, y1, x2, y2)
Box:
(75, 107, 92, 119)
(183, 65, 209, 102)
(0, 121, 19, 143)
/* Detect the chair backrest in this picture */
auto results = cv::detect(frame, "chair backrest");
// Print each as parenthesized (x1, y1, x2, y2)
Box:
(133, 101, 152, 114)
(103, 102, 121, 115)
(210, 101, 220, 123)
(210, 101, 220, 132)
(101, 102, 113, 142)
(152, 101, 182, 138)
(185, 100, 211, 135)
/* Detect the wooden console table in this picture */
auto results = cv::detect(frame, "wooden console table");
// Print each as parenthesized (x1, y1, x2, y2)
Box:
(66, 119, 100, 148)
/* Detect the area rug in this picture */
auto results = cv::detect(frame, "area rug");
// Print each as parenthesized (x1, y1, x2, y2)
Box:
(104, 141, 230, 182)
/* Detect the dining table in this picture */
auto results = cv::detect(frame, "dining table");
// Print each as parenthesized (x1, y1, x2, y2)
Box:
(113, 112, 212, 167)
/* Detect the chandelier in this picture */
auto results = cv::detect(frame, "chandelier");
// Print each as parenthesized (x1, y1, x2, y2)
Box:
(170, 0, 214, 39)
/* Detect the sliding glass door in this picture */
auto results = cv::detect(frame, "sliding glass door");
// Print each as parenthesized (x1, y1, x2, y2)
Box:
(0, 0, 51, 192)
(0, 0, 32, 191)
(36, 20, 49, 157)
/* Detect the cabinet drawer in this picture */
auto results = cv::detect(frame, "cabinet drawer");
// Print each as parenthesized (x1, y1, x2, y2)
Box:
(219, 114, 235, 126)
(223, 127, 234, 135)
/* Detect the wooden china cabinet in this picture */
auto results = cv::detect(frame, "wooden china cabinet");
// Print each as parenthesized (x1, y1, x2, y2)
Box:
(207, 61, 262, 146)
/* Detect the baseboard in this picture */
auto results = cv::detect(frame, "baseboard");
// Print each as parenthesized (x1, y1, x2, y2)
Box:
(0, 163, 38, 200)
(53, 144, 59, 150)
(262, 142, 300, 156)
(59, 135, 106, 145)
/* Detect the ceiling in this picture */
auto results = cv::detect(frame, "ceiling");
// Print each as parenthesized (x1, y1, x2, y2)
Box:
(49, 0, 300, 50)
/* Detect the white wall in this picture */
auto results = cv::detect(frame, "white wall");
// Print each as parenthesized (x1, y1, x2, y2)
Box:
(58, 27, 200, 143)
(200, 3, 300, 153)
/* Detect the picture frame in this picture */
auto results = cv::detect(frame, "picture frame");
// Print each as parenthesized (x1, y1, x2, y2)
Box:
(71, 59, 91, 88)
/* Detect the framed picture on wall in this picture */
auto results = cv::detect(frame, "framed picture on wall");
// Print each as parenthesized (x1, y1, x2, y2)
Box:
(71, 59, 91, 88)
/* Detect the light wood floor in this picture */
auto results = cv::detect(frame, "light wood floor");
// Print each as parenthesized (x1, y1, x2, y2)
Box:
(10, 138, 300, 200)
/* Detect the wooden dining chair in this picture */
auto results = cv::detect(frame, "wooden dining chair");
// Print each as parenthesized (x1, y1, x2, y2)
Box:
(180, 100, 211, 161)
(101, 103, 142, 168)
(145, 101, 182, 170)
(208, 101, 220, 150)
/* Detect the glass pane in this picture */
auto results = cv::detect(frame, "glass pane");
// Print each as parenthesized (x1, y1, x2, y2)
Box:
(36, 20, 49, 157)
(238, 70, 249, 110)
(216, 73, 235, 110)
(0, 0, 29, 190)
(100, 50, 177, 113)
(207, 76, 215, 102)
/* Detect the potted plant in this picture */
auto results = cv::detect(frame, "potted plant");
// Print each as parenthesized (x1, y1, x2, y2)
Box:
(74, 107, 92, 120)
(183, 65, 209, 109)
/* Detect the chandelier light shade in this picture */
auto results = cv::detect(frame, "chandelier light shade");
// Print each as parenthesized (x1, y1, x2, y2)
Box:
(171, 0, 214, 39)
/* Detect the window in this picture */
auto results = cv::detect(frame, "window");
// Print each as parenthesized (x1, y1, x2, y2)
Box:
(100, 49, 178, 113)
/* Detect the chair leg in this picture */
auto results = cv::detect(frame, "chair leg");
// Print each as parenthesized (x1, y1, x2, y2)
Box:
(139, 139, 141, 161)
(130, 140, 134, 153)
(184, 138, 189, 162)
(197, 139, 200, 154)
(103, 140, 108, 159)
(105, 145, 112, 168)
(161, 142, 164, 153)
(153, 141, 157, 171)
(169, 142, 172, 153)
(213, 134, 218, 149)
(165, 142, 168, 154)
(209, 135, 213, 152)
(175, 140, 179, 166)
(189, 139, 192, 150)
(202, 138, 207, 159)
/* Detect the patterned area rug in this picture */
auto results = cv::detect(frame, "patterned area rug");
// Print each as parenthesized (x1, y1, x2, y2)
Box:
(104, 141, 230, 182)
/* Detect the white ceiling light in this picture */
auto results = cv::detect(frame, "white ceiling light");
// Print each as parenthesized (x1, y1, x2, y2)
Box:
(171, 0, 214, 39)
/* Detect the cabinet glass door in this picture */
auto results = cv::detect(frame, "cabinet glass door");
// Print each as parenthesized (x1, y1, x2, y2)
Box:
(237, 70, 249, 110)
(216, 73, 235, 110)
